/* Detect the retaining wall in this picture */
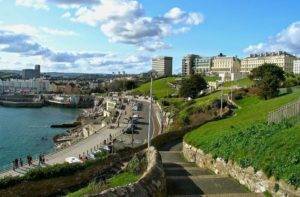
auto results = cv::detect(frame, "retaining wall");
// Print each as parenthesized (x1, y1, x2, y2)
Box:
(98, 147, 166, 197)
(182, 141, 300, 197)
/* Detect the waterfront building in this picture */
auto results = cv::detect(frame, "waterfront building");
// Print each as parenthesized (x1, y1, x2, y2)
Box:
(293, 60, 300, 74)
(241, 51, 296, 74)
(152, 56, 173, 77)
(22, 65, 41, 79)
(0, 78, 50, 94)
(211, 53, 241, 81)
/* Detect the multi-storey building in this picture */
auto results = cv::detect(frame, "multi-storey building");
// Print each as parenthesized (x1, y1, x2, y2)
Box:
(211, 53, 241, 81)
(152, 56, 173, 77)
(22, 65, 41, 79)
(182, 54, 199, 76)
(194, 57, 212, 74)
(293, 60, 300, 74)
(241, 51, 296, 74)
(0, 78, 50, 94)
(182, 54, 212, 75)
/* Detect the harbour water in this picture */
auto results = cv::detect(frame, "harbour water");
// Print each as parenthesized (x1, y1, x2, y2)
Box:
(0, 106, 80, 169)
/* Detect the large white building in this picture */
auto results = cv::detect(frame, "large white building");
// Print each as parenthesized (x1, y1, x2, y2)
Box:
(293, 60, 300, 74)
(152, 56, 173, 77)
(241, 51, 296, 74)
(211, 54, 241, 81)
(0, 79, 50, 94)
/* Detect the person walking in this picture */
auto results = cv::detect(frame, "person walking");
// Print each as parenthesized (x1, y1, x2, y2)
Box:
(27, 155, 30, 166)
(15, 158, 19, 169)
(12, 160, 15, 171)
(19, 158, 23, 167)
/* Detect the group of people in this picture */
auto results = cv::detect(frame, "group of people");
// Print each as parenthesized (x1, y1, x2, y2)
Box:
(38, 154, 46, 165)
(12, 154, 46, 171)
(12, 158, 23, 170)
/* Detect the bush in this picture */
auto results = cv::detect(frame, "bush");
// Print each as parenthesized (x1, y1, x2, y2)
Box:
(125, 152, 147, 175)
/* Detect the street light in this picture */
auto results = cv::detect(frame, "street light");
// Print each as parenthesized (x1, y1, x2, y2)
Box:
(147, 75, 153, 149)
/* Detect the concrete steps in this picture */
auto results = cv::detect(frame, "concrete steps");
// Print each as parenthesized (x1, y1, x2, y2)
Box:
(160, 150, 262, 197)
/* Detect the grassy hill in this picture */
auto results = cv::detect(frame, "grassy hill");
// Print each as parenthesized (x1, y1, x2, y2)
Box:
(185, 87, 300, 187)
(133, 77, 177, 99)
(223, 77, 253, 88)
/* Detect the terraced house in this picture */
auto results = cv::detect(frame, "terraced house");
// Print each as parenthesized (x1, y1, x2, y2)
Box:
(241, 51, 296, 74)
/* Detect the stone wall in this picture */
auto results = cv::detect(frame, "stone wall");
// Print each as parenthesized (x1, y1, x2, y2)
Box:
(98, 147, 166, 197)
(182, 142, 300, 197)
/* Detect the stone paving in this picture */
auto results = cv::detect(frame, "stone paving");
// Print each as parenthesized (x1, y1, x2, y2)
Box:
(159, 140, 263, 197)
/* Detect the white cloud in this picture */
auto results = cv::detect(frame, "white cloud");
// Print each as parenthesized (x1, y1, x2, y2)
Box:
(244, 21, 300, 54)
(40, 27, 78, 36)
(15, 0, 48, 10)
(14, 0, 203, 52)
(164, 7, 203, 25)
(0, 24, 78, 38)
(61, 12, 71, 18)
(69, 0, 203, 51)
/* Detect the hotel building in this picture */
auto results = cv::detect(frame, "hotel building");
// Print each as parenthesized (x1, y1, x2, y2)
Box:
(211, 53, 241, 81)
(241, 51, 296, 74)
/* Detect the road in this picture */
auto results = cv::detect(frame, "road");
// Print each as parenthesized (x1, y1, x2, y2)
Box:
(116, 99, 160, 148)
(0, 97, 161, 177)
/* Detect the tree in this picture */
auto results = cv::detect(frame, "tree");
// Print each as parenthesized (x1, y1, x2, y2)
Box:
(249, 63, 285, 100)
(179, 74, 208, 98)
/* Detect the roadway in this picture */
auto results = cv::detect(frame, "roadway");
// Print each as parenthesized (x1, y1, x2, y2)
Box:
(0, 97, 161, 177)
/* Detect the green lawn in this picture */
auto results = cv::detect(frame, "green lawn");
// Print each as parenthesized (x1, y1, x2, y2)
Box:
(223, 77, 253, 88)
(68, 172, 139, 197)
(133, 77, 177, 99)
(185, 87, 300, 187)
(204, 76, 221, 82)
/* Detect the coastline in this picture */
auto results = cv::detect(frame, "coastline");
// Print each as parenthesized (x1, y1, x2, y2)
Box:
(0, 106, 81, 171)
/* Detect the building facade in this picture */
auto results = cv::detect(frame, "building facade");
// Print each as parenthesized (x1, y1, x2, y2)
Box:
(194, 57, 212, 74)
(0, 78, 50, 94)
(22, 65, 41, 79)
(182, 54, 199, 76)
(211, 54, 241, 81)
(293, 60, 300, 74)
(152, 56, 173, 77)
(241, 51, 296, 74)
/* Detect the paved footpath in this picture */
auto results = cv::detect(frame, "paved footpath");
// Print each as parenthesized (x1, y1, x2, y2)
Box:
(0, 113, 128, 178)
(159, 140, 263, 197)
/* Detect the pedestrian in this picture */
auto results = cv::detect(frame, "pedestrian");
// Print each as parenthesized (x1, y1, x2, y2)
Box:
(15, 158, 19, 169)
(12, 160, 15, 171)
(103, 139, 107, 145)
(42, 154, 45, 164)
(19, 158, 23, 167)
(109, 134, 112, 141)
(27, 155, 30, 166)
(38, 154, 42, 165)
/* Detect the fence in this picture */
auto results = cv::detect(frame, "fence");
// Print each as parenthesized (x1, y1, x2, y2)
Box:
(267, 100, 300, 124)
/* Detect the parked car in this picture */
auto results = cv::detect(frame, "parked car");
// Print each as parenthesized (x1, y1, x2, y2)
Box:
(65, 157, 82, 164)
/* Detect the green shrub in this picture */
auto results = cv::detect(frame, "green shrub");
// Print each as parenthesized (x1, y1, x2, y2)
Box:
(125, 153, 147, 175)
(0, 176, 22, 189)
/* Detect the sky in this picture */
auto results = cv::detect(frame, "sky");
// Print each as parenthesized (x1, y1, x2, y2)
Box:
(0, 0, 300, 74)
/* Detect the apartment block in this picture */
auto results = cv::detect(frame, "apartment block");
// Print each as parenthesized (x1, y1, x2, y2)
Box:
(152, 56, 173, 77)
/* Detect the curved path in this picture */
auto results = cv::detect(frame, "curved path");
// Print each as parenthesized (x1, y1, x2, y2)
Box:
(159, 139, 262, 197)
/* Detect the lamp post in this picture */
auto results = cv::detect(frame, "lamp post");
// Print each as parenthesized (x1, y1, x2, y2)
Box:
(147, 76, 153, 149)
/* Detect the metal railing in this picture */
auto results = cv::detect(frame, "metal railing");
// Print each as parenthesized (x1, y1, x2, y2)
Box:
(267, 100, 300, 124)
